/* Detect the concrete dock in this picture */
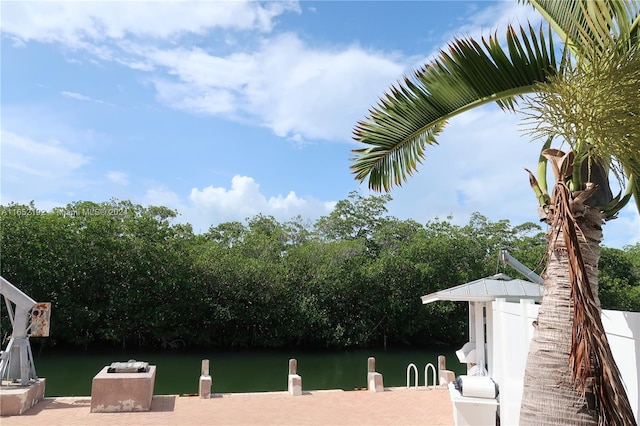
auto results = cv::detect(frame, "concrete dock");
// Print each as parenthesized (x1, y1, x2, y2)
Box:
(1, 387, 454, 425)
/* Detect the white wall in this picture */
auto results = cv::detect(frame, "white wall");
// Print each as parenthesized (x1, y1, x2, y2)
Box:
(490, 299, 640, 425)
(601, 309, 640, 420)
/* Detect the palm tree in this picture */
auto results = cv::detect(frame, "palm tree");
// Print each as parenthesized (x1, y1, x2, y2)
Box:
(351, 1, 640, 425)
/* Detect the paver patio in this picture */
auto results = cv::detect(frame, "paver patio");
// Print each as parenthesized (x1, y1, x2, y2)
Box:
(1, 387, 454, 425)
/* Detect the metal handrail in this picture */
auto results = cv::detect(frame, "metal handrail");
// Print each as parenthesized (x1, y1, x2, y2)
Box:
(406, 363, 418, 388)
(407, 362, 437, 388)
(424, 363, 437, 388)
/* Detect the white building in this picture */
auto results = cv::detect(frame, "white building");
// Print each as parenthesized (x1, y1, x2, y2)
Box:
(421, 273, 640, 425)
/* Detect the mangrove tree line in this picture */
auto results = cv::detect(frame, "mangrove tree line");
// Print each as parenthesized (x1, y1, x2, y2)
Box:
(1, 192, 637, 350)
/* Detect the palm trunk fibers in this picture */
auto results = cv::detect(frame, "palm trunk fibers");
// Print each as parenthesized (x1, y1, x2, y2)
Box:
(519, 183, 636, 425)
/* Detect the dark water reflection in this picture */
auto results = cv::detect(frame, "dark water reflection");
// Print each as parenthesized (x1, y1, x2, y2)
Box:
(34, 347, 466, 397)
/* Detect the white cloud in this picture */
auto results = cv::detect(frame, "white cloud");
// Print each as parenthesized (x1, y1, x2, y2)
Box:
(126, 2, 540, 144)
(4, 1, 401, 142)
(144, 185, 186, 211)
(61, 90, 113, 106)
(138, 175, 334, 232)
(247, 36, 404, 141)
(268, 191, 308, 211)
(1, 130, 90, 179)
(149, 47, 256, 89)
(189, 175, 264, 218)
(1, 1, 300, 45)
(0, 130, 91, 204)
(152, 80, 238, 115)
(148, 33, 405, 141)
(62, 91, 95, 102)
(106, 171, 129, 186)
(184, 175, 333, 231)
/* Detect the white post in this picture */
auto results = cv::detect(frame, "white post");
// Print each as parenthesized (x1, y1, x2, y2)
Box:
(468, 301, 476, 343)
(288, 359, 302, 396)
(485, 301, 494, 376)
(367, 357, 384, 392)
(474, 301, 485, 372)
(199, 359, 211, 399)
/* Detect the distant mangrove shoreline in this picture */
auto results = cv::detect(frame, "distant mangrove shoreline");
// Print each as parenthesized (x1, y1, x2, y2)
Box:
(2, 192, 638, 350)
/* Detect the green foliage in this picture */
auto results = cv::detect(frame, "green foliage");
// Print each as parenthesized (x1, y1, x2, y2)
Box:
(315, 191, 391, 241)
(598, 244, 640, 311)
(1, 196, 636, 351)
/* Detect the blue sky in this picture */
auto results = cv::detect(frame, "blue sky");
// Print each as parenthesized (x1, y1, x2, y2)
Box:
(2, 1, 638, 248)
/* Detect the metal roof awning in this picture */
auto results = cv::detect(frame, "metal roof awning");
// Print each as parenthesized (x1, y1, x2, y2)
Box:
(421, 273, 543, 304)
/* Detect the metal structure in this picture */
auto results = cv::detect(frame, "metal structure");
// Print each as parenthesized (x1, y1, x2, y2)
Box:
(498, 250, 544, 285)
(420, 273, 543, 304)
(0, 276, 50, 386)
(406, 362, 437, 389)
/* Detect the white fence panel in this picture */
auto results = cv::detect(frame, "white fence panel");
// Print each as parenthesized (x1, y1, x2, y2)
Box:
(491, 299, 639, 425)
(600, 309, 640, 419)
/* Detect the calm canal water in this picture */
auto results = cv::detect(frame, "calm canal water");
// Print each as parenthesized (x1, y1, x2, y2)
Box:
(34, 347, 466, 397)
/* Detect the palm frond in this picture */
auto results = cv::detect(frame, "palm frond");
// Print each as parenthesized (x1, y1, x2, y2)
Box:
(623, 159, 640, 214)
(351, 24, 558, 192)
(524, 0, 640, 57)
(522, 37, 640, 213)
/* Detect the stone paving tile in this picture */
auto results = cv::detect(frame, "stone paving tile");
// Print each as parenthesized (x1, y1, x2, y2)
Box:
(1, 387, 453, 426)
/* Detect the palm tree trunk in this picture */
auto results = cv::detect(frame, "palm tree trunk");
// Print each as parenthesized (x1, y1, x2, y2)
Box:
(519, 206, 602, 425)
(521, 187, 637, 425)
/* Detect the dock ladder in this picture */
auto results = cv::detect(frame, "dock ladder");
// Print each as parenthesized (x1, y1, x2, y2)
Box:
(406, 362, 437, 389)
